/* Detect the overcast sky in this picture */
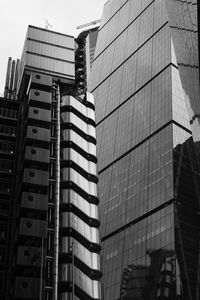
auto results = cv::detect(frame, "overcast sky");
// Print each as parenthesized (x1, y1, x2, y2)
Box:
(0, 0, 107, 94)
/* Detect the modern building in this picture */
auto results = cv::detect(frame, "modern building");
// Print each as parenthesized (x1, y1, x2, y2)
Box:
(0, 96, 19, 300)
(89, 0, 200, 299)
(2, 25, 101, 300)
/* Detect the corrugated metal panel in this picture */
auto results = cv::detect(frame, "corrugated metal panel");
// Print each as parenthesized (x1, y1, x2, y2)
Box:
(27, 40, 74, 62)
(17, 26, 75, 92)
(26, 53, 75, 78)
(28, 26, 75, 49)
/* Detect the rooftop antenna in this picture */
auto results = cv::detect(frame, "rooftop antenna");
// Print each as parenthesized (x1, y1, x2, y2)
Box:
(44, 19, 52, 30)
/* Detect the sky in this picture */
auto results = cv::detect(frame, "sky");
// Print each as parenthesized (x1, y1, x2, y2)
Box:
(0, 0, 107, 94)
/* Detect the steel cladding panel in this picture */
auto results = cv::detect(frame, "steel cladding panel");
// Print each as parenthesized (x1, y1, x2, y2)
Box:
(29, 72, 52, 86)
(19, 25, 75, 83)
(29, 89, 51, 104)
(25, 26, 75, 78)
(16, 246, 42, 267)
(27, 126, 50, 142)
(28, 26, 74, 49)
(25, 146, 50, 163)
(28, 107, 51, 122)
(19, 218, 47, 238)
(14, 277, 40, 298)
(26, 53, 75, 78)
(23, 168, 49, 186)
(21, 192, 48, 211)
(27, 39, 74, 61)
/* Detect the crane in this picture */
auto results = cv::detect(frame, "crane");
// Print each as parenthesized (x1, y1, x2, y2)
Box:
(76, 19, 101, 30)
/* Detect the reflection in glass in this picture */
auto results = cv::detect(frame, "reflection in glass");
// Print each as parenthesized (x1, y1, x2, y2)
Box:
(119, 250, 182, 300)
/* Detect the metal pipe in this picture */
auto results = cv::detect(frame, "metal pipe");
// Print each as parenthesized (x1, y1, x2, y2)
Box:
(71, 241, 74, 300)
(10, 60, 16, 98)
(197, 0, 200, 86)
(39, 237, 44, 300)
(13, 59, 20, 99)
(53, 83, 60, 300)
(4, 57, 12, 98)
(195, 4, 200, 298)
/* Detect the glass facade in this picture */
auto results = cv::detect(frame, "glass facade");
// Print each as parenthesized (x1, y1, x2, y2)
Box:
(90, 0, 200, 299)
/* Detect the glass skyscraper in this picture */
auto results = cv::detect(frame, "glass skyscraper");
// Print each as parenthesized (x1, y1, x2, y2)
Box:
(90, 0, 200, 299)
